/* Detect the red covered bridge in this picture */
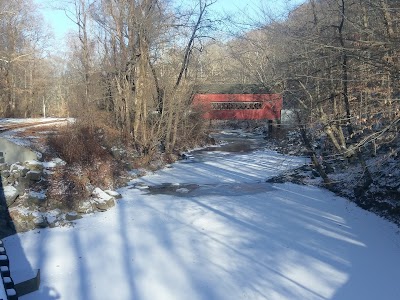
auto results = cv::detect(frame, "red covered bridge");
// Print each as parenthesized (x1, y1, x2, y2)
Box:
(192, 84, 282, 121)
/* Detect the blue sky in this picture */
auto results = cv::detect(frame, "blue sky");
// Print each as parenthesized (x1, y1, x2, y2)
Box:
(36, 0, 304, 46)
(35, 0, 74, 38)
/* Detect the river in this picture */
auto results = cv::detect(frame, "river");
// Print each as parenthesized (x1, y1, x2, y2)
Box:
(4, 129, 400, 300)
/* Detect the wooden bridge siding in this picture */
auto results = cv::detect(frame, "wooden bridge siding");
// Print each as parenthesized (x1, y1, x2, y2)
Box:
(192, 94, 283, 120)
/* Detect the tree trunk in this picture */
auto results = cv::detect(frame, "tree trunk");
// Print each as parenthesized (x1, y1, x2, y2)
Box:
(338, 0, 373, 186)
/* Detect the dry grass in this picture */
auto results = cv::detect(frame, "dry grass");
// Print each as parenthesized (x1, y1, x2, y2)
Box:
(43, 120, 124, 209)
(47, 122, 112, 165)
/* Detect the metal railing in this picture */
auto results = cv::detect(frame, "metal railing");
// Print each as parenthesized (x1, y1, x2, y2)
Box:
(0, 240, 17, 300)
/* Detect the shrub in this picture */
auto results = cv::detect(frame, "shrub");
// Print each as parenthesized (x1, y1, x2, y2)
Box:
(48, 122, 112, 165)
(45, 120, 124, 209)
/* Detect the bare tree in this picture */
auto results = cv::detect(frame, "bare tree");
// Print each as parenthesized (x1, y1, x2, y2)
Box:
(0, 0, 51, 117)
(224, 0, 399, 187)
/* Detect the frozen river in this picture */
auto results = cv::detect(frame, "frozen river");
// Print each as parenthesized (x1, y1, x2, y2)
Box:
(4, 130, 400, 300)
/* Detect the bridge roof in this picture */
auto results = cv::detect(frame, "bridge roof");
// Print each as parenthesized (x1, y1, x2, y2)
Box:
(194, 84, 271, 94)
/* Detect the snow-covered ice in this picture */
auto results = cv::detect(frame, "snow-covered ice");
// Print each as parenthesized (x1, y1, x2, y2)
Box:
(3, 147, 400, 300)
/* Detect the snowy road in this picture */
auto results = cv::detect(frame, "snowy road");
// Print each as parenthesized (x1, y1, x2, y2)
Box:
(4, 132, 400, 300)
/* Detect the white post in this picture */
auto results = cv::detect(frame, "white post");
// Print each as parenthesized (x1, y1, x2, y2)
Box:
(42, 96, 46, 118)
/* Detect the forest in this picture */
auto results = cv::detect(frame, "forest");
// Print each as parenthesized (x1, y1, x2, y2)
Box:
(0, 0, 399, 215)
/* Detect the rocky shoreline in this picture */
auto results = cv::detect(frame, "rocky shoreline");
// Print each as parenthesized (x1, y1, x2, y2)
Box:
(263, 135, 400, 227)
(1, 157, 122, 238)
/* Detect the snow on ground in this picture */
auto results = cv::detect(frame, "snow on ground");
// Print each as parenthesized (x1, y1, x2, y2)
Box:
(0, 118, 71, 155)
(3, 148, 400, 300)
(0, 118, 74, 127)
(0, 118, 65, 125)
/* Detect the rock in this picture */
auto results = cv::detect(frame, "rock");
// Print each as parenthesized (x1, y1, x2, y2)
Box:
(11, 209, 48, 230)
(94, 198, 115, 211)
(1, 170, 10, 179)
(9, 208, 36, 232)
(10, 163, 29, 181)
(24, 160, 44, 172)
(45, 210, 63, 227)
(3, 186, 19, 206)
(10, 163, 22, 171)
(105, 190, 122, 199)
(76, 200, 95, 214)
(14, 177, 31, 196)
(11, 170, 21, 180)
(26, 191, 47, 206)
(0, 163, 8, 171)
(22, 169, 32, 179)
(33, 213, 48, 228)
(92, 188, 115, 211)
(65, 211, 82, 221)
(26, 171, 41, 182)
(6, 174, 15, 184)
(10, 164, 29, 177)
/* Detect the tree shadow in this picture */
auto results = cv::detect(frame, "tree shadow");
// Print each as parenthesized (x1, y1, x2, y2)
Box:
(0, 178, 16, 239)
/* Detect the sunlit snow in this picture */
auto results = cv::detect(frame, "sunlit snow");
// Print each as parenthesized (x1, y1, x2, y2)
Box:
(3, 144, 400, 300)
